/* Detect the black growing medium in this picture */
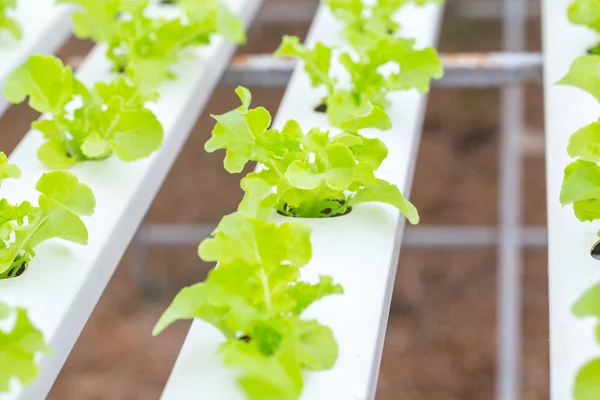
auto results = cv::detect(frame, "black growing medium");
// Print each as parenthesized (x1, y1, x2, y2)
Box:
(5, 262, 27, 279)
(591, 240, 600, 261)
(314, 103, 327, 113)
(277, 200, 352, 219)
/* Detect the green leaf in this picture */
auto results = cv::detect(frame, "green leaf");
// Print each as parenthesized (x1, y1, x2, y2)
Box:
(238, 171, 278, 220)
(180, 0, 246, 44)
(199, 212, 312, 269)
(294, 319, 338, 371)
(350, 178, 420, 224)
(274, 36, 336, 91)
(0, 171, 96, 278)
(286, 276, 344, 316)
(333, 132, 388, 170)
(573, 281, 600, 319)
(36, 171, 96, 217)
(285, 144, 357, 191)
(568, 120, 600, 162)
(3, 55, 79, 115)
(109, 109, 164, 162)
(559, 55, 600, 103)
(0, 0, 21, 40)
(37, 141, 76, 170)
(206, 87, 272, 173)
(386, 42, 444, 94)
(81, 134, 112, 159)
(220, 338, 303, 400)
(568, 0, 600, 32)
(561, 160, 600, 206)
(326, 89, 365, 128)
(0, 152, 21, 187)
(57, 0, 122, 42)
(0, 15, 22, 40)
(575, 358, 600, 400)
(0, 306, 51, 393)
(338, 101, 392, 132)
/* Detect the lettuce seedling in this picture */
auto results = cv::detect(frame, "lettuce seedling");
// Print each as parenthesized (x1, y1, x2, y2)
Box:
(325, 0, 440, 45)
(58, 0, 245, 93)
(154, 212, 343, 400)
(0, 302, 51, 393)
(0, 153, 96, 279)
(3, 55, 164, 169)
(0, 0, 21, 40)
(206, 87, 419, 222)
(274, 35, 443, 127)
(568, 0, 600, 54)
(557, 55, 600, 221)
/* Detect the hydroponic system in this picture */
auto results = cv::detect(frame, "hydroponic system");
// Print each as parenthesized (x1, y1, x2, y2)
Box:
(0, 0, 592, 399)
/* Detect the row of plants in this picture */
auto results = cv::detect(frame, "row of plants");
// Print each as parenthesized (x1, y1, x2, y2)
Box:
(0, 0, 245, 393)
(153, 0, 442, 399)
(560, 1, 600, 398)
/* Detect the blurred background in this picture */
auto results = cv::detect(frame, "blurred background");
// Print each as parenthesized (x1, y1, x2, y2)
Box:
(0, 0, 548, 398)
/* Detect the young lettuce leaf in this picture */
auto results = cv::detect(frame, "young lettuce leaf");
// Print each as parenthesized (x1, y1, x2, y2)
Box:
(154, 212, 342, 400)
(274, 35, 442, 127)
(58, 0, 245, 93)
(0, 303, 51, 393)
(3, 55, 164, 169)
(0, 168, 96, 279)
(568, 0, 600, 32)
(206, 87, 419, 222)
(0, 0, 21, 40)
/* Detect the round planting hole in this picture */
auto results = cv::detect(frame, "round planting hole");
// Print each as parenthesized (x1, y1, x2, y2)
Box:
(591, 240, 600, 260)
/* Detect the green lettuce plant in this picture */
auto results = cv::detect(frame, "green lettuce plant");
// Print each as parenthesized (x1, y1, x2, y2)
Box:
(3, 55, 164, 169)
(0, 302, 51, 393)
(206, 87, 420, 222)
(0, 0, 20, 40)
(568, 0, 600, 53)
(274, 34, 443, 127)
(558, 55, 600, 221)
(154, 211, 343, 400)
(325, 0, 441, 48)
(58, 0, 245, 93)
(0, 152, 96, 279)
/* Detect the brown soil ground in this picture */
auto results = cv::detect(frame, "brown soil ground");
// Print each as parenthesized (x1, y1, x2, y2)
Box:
(0, 1, 548, 399)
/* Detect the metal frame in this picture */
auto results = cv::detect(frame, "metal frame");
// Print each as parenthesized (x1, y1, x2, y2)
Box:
(132, 1, 537, 399)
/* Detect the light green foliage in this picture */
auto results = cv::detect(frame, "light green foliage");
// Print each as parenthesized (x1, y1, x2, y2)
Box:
(58, 0, 245, 92)
(568, 0, 600, 32)
(559, 55, 600, 104)
(274, 35, 443, 127)
(154, 212, 342, 400)
(325, 0, 442, 47)
(572, 283, 600, 399)
(575, 359, 600, 400)
(3, 55, 163, 168)
(0, 153, 21, 186)
(0, 169, 96, 279)
(558, 55, 600, 221)
(0, 304, 51, 393)
(206, 87, 419, 221)
(0, 0, 21, 40)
